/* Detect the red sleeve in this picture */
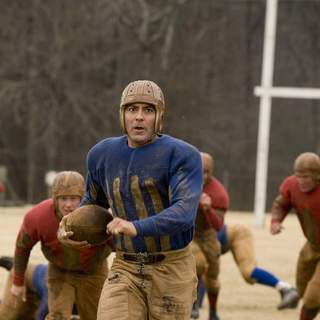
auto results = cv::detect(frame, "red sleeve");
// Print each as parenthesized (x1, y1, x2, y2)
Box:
(203, 208, 224, 231)
(203, 178, 229, 231)
(13, 207, 41, 286)
(271, 177, 293, 225)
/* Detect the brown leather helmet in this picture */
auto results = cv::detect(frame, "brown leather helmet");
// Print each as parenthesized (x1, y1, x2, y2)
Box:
(52, 171, 85, 199)
(120, 80, 165, 134)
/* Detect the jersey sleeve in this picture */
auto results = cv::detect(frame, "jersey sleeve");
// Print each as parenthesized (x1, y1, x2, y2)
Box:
(202, 179, 229, 231)
(133, 146, 203, 236)
(13, 212, 40, 286)
(271, 178, 292, 224)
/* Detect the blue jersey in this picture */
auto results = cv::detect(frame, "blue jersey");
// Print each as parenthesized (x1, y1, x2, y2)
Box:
(82, 134, 202, 253)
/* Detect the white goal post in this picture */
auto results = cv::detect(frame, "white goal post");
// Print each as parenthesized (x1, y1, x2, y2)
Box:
(254, 0, 320, 226)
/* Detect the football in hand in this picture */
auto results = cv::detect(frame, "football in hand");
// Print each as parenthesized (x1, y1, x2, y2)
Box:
(65, 205, 113, 245)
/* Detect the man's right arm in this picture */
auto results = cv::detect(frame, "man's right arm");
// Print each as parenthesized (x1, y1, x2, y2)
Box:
(270, 180, 292, 235)
(10, 283, 27, 302)
(11, 213, 38, 301)
(13, 231, 34, 285)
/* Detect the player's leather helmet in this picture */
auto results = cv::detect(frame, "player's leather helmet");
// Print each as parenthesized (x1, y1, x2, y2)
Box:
(52, 171, 85, 199)
(293, 152, 320, 177)
(120, 80, 165, 134)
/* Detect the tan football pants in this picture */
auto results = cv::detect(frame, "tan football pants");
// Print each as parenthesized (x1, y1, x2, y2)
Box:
(46, 261, 108, 320)
(226, 224, 257, 284)
(193, 228, 220, 293)
(296, 241, 320, 308)
(191, 241, 208, 279)
(192, 224, 258, 287)
(97, 245, 197, 320)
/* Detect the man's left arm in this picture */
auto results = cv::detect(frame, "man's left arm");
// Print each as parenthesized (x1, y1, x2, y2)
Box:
(133, 148, 203, 237)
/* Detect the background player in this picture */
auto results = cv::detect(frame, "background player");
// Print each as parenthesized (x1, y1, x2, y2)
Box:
(11, 171, 111, 320)
(0, 256, 47, 320)
(271, 152, 320, 320)
(218, 223, 299, 309)
(192, 152, 229, 320)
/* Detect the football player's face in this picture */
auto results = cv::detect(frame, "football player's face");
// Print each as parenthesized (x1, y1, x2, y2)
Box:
(295, 171, 317, 193)
(57, 196, 81, 216)
(124, 103, 156, 148)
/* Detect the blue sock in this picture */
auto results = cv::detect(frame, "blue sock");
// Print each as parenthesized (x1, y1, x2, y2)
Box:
(250, 267, 279, 287)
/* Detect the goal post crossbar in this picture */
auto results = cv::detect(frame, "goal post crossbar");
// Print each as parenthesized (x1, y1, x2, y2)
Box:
(255, 86, 320, 99)
(253, 0, 320, 227)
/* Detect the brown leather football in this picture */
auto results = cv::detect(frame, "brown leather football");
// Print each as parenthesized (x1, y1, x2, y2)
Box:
(65, 205, 113, 245)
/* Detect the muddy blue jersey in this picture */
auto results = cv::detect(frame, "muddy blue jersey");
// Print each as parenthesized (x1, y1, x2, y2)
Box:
(82, 134, 202, 253)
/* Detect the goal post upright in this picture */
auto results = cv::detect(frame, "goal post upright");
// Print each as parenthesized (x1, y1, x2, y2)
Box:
(254, 0, 320, 226)
(254, 0, 278, 226)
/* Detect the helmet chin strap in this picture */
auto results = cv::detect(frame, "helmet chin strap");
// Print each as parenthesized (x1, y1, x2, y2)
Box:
(151, 122, 163, 141)
(150, 132, 161, 141)
(126, 132, 160, 148)
(145, 136, 157, 145)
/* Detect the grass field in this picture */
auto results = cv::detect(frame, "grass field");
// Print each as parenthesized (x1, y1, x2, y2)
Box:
(0, 206, 318, 319)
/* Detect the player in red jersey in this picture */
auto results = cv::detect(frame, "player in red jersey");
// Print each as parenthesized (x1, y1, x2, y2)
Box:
(271, 152, 320, 320)
(192, 152, 229, 320)
(192, 153, 298, 319)
(11, 171, 111, 320)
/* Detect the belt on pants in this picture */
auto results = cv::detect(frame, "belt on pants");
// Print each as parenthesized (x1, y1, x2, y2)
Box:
(121, 252, 165, 264)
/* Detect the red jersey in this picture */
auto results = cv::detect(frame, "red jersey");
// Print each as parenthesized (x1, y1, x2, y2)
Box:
(13, 199, 111, 286)
(271, 175, 320, 248)
(195, 177, 229, 232)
